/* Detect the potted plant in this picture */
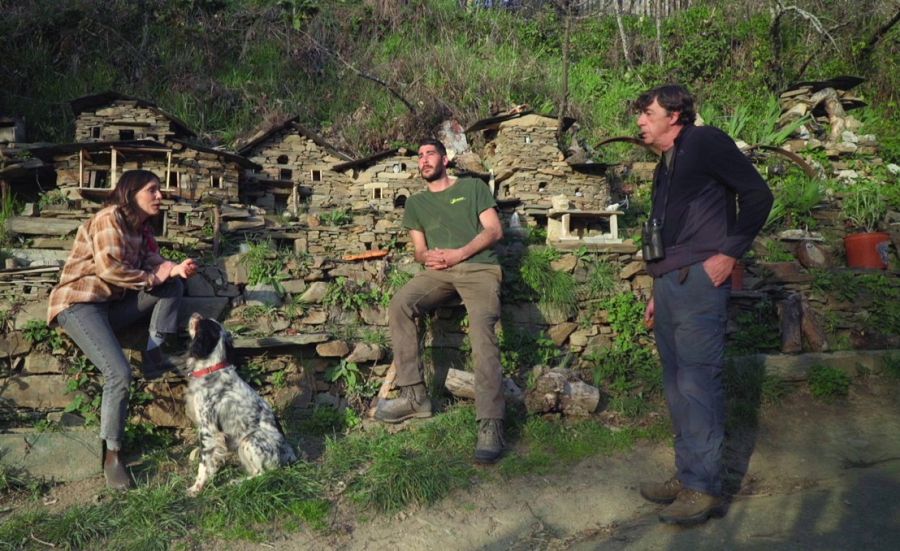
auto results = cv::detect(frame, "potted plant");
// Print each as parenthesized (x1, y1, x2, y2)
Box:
(841, 179, 890, 269)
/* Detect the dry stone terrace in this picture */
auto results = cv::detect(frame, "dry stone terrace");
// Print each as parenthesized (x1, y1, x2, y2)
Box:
(0, 90, 898, 462)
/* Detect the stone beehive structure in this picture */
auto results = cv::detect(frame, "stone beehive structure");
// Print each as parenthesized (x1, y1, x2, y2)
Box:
(474, 112, 611, 213)
(333, 148, 421, 213)
(238, 117, 354, 214)
(71, 91, 195, 144)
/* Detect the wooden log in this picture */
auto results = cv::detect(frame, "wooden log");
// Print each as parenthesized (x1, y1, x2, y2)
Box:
(444, 368, 524, 404)
(367, 362, 396, 419)
(800, 296, 829, 353)
(6, 217, 81, 236)
(779, 293, 803, 354)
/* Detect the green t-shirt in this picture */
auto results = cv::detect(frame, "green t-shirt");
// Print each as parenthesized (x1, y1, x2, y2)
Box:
(402, 177, 498, 265)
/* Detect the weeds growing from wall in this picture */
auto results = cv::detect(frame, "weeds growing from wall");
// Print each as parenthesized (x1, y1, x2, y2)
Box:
(808, 364, 851, 399)
(588, 292, 660, 417)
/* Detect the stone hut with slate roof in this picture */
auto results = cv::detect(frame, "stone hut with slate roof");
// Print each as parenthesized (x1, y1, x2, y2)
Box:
(237, 117, 353, 214)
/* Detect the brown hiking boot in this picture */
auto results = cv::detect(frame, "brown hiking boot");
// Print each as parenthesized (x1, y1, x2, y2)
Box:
(102, 445, 131, 491)
(639, 475, 683, 504)
(375, 383, 432, 423)
(658, 489, 724, 526)
(474, 418, 505, 464)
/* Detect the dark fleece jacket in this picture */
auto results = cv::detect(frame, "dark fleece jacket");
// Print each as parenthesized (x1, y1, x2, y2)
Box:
(646, 123, 774, 278)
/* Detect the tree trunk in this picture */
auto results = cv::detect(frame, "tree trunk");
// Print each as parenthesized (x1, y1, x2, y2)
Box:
(614, 0, 635, 68)
(654, 0, 664, 66)
(779, 293, 803, 354)
(557, 0, 572, 147)
(444, 368, 524, 403)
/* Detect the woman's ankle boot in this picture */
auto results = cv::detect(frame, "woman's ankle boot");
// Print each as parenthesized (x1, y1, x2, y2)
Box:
(102, 442, 131, 490)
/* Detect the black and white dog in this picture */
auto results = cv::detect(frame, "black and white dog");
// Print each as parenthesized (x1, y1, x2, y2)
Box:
(184, 313, 296, 496)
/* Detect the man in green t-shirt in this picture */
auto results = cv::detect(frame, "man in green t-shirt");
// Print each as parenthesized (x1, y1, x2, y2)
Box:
(375, 139, 506, 464)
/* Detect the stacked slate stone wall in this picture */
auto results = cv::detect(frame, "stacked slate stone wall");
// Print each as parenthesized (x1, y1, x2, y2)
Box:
(74, 101, 177, 143)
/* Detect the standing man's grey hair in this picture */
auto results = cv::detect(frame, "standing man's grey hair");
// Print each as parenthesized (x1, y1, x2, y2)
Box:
(634, 84, 697, 125)
(418, 138, 448, 158)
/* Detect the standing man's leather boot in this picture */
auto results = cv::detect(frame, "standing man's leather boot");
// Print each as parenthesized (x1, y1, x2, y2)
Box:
(658, 489, 723, 525)
(474, 418, 505, 464)
(640, 474, 683, 504)
(102, 442, 131, 490)
(375, 383, 432, 423)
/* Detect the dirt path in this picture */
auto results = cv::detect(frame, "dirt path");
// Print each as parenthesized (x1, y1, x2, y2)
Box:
(228, 377, 900, 550)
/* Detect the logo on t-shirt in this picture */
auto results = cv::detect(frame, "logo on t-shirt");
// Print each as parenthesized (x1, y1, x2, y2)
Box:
(450, 197, 466, 205)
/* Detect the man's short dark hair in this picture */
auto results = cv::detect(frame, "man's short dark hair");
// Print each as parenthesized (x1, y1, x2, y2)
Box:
(418, 138, 447, 157)
(634, 84, 696, 125)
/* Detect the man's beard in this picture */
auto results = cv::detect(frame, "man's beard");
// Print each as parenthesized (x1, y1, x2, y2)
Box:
(420, 165, 445, 182)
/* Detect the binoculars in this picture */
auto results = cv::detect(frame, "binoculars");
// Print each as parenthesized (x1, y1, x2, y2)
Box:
(642, 218, 665, 261)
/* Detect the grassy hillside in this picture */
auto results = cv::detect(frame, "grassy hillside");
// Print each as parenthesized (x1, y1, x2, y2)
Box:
(1, 0, 898, 160)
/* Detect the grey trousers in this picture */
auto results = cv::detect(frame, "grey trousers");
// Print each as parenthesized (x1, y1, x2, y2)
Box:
(389, 263, 504, 420)
(56, 279, 184, 450)
(653, 262, 730, 496)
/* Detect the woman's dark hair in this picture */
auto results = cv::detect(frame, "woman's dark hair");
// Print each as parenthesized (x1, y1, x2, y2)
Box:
(418, 138, 447, 157)
(107, 169, 160, 231)
(634, 84, 697, 125)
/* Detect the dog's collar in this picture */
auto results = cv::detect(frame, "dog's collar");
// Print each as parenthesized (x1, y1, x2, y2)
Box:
(190, 361, 230, 378)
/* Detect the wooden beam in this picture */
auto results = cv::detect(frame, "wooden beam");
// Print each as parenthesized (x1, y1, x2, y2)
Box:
(110, 146, 117, 187)
(165, 150, 172, 189)
(79, 149, 84, 188)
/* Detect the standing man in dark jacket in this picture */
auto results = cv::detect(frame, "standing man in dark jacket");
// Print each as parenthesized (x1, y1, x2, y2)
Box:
(636, 85, 773, 525)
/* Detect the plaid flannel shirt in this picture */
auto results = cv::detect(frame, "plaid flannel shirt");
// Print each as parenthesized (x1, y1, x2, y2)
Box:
(47, 205, 166, 325)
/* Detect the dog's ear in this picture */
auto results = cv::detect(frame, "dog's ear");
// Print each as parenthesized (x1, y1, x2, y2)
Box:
(223, 331, 237, 364)
(189, 318, 224, 359)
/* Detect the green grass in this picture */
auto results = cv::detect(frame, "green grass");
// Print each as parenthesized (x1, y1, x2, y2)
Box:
(0, 403, 669, 547)
(499, 416, 669, 478)
(808, 364, 851, 400)
(323, 406, 477, 513)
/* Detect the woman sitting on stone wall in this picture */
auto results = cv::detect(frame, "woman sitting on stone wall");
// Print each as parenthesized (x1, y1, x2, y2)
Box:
(47, 169, 198, 490)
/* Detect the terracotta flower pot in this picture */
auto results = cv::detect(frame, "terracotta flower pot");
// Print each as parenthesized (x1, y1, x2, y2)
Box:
(844, 232, 890, 269)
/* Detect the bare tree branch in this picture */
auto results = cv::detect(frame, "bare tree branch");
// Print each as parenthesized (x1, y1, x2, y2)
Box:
(857, 5, 900, 61)
(299, 30, 417, 115)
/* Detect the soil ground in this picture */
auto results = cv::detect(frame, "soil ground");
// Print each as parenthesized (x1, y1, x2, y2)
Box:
(4, 371, 899, 550)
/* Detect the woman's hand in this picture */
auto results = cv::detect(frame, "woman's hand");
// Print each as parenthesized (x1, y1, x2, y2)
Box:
(151, 261, 176, 286)
(170, 258, 199, 279)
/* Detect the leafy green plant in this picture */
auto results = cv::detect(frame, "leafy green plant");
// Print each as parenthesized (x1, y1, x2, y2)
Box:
(727, 299, 780, 355)
(242, 240, 287, 289)
(579, 255, 619, 300)
(765, 172, 825, 230)
(271, 369, 288, 389)
(358, 327, 388, 346)
(323, 276, 387, 311)
(842, 179, 887, 232)
(808, 364, 851, 399)
(21, 320, 65, 351)
(760, 239, 795, 262)
(160, 246, 189, 262)
(237, 358, 267, 388)
(37, 190, 69, 211)
(505, 246, 578, 318)
(589, 292, 660, 416)
(319, 208, 353, 226)
(0, 191, 21, 248)
(884, 353, 900, 380)
(0, 463, 48, 499)
(498, 328, 560, 378)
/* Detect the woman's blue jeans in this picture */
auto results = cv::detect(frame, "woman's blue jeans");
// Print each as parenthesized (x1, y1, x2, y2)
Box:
(56, 279, 183, 451)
